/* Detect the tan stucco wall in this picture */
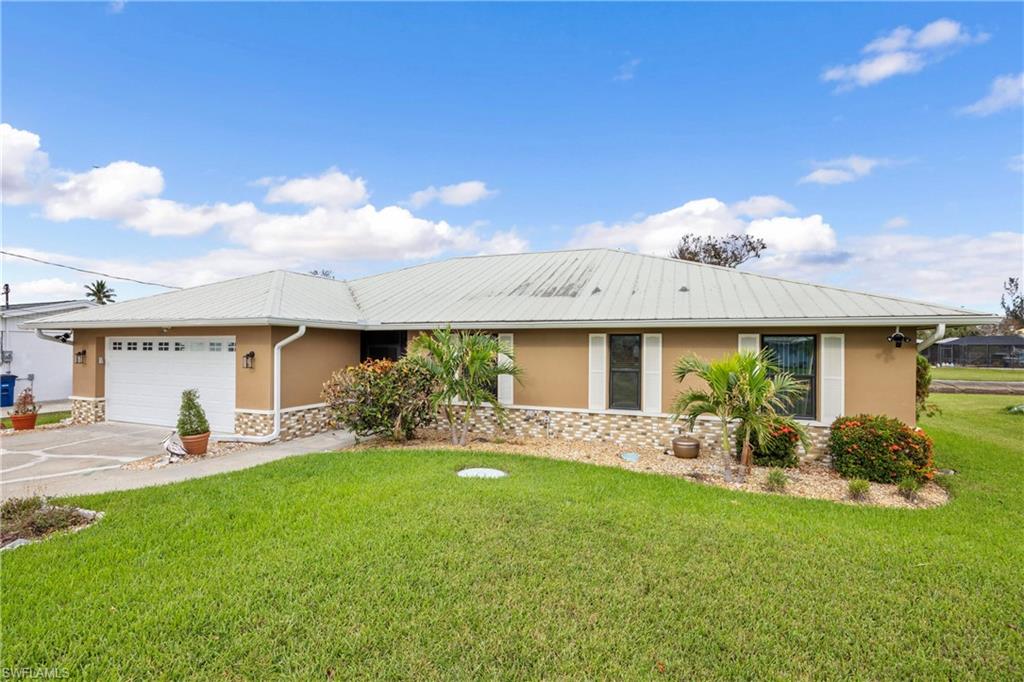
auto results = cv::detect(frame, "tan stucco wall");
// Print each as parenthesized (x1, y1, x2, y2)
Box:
(498, 326, 918, 425)
(274, 326, 361, 408)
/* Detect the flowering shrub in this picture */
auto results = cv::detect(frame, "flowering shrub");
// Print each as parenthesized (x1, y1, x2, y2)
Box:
(829, 414, 935, 484)
(12, 388, 38, 416)
(735, 418, 801, 468)
(322, 358, 435, 440)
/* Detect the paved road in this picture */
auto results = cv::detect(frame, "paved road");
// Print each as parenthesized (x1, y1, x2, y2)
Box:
(1, 422, 355, 500)
(931, 380, 1024, 395)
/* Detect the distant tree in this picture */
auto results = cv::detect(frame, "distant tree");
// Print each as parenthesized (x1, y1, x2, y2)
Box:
(85, 280, 116, 305)
(669, 234, 767, 268)
(1001, 277, 1023, 329)
(308, 269, 335, 279)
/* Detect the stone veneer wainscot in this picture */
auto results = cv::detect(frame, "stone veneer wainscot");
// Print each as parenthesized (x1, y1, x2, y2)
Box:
(70, 397, 106, 425)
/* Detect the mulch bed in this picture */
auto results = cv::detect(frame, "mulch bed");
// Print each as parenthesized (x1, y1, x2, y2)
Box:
(358, 429, 950, 509)
(0, 497, 103, 550)
(121, 439, 263, 471)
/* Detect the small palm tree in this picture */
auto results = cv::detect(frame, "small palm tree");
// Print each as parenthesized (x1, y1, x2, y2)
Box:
(672, 350, 809, 480)
(85, 279, 116, 304)
(409, 328, 521, 446)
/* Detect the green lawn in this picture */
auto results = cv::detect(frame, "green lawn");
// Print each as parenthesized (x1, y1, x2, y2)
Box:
(3, 395, 1022, 678)
(931, 366, 1024, 382)
(1, 410, 71, 429)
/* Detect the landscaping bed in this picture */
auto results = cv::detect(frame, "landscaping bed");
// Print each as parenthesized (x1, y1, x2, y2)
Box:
(357, 430, 949, 509)
(1, 496, 102, 550)
(121, 439, 263, 470)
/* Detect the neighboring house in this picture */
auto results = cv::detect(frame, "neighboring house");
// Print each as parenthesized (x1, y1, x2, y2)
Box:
(1, 300, 95, 403)
(922, 335, 1024, 368)
(27, 249, 997, 450)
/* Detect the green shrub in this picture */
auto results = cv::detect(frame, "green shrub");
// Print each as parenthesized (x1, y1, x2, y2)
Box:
(1, 496, 43, 521)
(323, 358, 435, 440)
(735, 418, 801, 468)
(915, 355, 939, 419)
(897, 476, 921, 501)
(1005, 404, 1024, 415)
(829, 414, 934, 484)
(764, 469, 788, 493)
(1, 496, 86, 544)
(848, 479, 870, 500)
(176, 389, 210, 437)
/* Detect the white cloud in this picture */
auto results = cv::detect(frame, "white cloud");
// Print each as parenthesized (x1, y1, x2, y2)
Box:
(108, 1, 125, 14)
(409, 180, 497, 208)
(13, 277, 84, 302)
(570, 195, 837, 262)
(958, 73, 1024, 117)
(1009, 154, 1024, 173)
(824, 18, 988, 90)
(883, 216, 910, 229)
(613, 58, 641, 82)
(1, 123, 51, 204)
(2, 123, 523, 260)
(264, 168, 368, 208)
(799, 155, 891, 185)
(730, 195, 796, 218)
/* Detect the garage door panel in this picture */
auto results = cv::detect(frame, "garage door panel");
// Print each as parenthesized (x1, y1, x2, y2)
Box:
(106, 336, 236, 433)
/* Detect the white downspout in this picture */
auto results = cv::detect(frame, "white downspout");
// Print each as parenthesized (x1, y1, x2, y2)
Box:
(917, 323, 946, 352)
(35, 329, 70, 344)
(218, 325, 307, 444)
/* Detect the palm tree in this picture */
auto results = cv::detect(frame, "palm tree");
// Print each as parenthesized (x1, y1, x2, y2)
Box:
(409, 328, 521, 446)
(672, 350, 808, 480)
(85, 279, 116, 305)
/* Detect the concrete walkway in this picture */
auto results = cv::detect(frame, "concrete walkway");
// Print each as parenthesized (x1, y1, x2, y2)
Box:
(931, 380, 1024, 395)
(1, 422, 355, 500)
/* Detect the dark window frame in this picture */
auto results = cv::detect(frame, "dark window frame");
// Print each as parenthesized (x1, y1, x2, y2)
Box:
(608, 333, 642, 411)
(760, 334, 817, 420)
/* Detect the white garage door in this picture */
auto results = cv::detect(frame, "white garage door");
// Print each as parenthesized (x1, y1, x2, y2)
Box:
(105, 336, 236, 433)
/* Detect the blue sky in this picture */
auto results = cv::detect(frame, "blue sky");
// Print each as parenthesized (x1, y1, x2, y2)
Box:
(2, 2, 1021, 311)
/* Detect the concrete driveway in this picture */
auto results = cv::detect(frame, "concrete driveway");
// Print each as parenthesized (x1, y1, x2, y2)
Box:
(1, 422, 355, 500)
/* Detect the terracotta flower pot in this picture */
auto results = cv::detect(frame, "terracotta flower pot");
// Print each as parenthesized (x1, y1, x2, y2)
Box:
(10, 413, 38, 431)
(671, 436, 700, 459)
(180, 432, 210, 456)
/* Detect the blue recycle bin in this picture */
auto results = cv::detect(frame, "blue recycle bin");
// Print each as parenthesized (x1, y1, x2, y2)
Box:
(1, 374, 17, 408)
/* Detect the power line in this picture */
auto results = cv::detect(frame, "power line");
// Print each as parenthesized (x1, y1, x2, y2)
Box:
(0, 250, 182, 289)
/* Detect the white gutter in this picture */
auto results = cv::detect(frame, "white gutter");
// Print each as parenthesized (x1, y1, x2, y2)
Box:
(218, 325, 306, 444)
(917, 323, 946, 352)
(35, 329, 70, 344)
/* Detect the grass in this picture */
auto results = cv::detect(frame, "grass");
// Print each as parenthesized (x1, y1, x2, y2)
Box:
(930, 366, 1024, 382)
(2, 394, 1022, 678)
(1, 410, 71, 429)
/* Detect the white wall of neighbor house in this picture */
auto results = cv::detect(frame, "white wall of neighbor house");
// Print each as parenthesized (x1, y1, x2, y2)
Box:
(1, 322, 73, 402)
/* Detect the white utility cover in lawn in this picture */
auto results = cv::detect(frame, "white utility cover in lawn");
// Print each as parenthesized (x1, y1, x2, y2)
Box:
(104, 337, 236, 433)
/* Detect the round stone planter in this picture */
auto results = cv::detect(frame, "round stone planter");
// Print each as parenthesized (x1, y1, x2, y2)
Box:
(671, 436, 700, 459)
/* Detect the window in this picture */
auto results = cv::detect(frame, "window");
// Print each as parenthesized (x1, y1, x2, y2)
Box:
(158, 342, 169, 351)
(761, 335, 816, 420)
(111, 341, 123, 351)
(174, 342, 186, 351)
(227, 341, 236, 353)
(209, 341, 223, 352)
(142, 341, 153, 351)
(126, 341, 138, 351)
(608, 334, 641, 410)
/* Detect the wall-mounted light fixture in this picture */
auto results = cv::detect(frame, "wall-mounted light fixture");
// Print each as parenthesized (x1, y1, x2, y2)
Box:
(886, 327, 910, 349)
(74, 349, 87, 364)
(242, 351, 255, 369)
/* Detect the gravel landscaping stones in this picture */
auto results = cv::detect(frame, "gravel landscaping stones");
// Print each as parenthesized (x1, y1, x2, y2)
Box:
(368, 430, 949, 509)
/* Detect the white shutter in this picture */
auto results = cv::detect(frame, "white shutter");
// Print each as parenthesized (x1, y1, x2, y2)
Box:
(497, 333, 514, 406)
(642, 333, 662, 414)
(738, 333, 760, 353)
(820, 334, 845, 424)
(588, 334, 606, 411)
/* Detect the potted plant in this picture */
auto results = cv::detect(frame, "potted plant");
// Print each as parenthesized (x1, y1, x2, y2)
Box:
(9, 388, 39, 430)
(176, 388, 211, 455)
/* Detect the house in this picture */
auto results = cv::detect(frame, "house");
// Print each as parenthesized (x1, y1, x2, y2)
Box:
(26, 249, 997, 451)
(1, 299, 95, 404)
(921, 335, 1024, 368)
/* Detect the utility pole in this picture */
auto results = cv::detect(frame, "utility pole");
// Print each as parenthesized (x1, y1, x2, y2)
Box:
(2, 284, 9, 309)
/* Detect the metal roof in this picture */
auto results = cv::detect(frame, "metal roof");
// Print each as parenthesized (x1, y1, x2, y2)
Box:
(28, 249, 999, 329)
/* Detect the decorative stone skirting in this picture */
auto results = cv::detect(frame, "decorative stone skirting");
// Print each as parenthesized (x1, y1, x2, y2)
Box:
(71, 398, 105, 425)
(442, 405, 831, 457)
(234, 404, 335, 441)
